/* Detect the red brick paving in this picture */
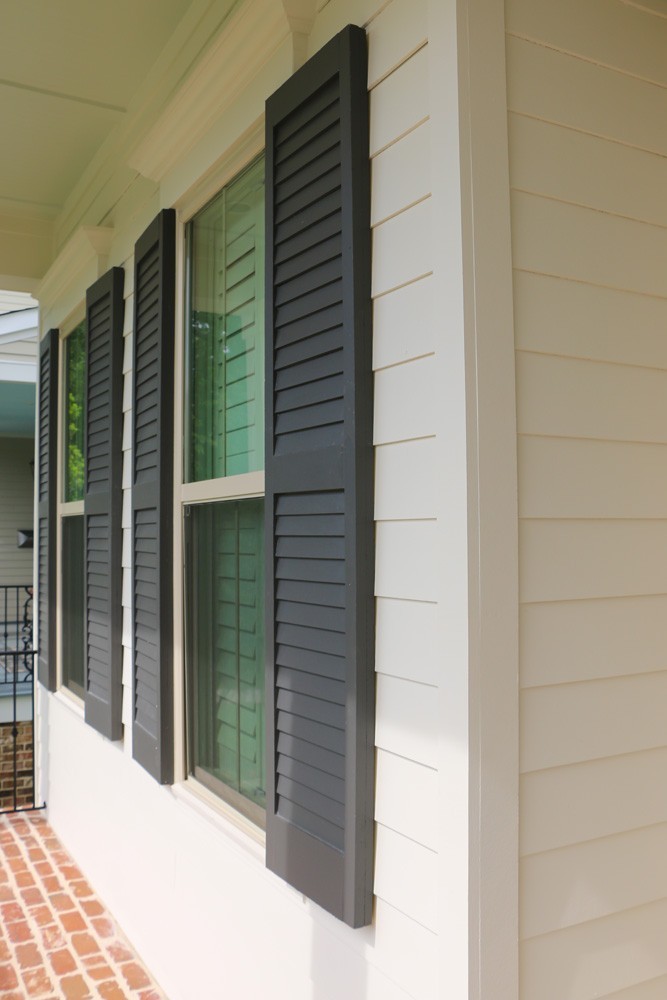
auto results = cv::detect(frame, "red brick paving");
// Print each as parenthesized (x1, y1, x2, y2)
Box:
(0, 812, 166, 999)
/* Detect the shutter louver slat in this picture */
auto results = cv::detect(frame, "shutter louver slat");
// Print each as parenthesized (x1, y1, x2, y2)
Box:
(265, 24, 374, 928)
(37, 330, 58, 690)
(84, 267, 124, 739)
(131, 209, 175, 784)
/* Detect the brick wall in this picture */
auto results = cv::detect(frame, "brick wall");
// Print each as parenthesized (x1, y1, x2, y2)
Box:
(0, 721, 34, 810)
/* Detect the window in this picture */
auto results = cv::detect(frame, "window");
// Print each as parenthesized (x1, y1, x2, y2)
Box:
(60, 320, 86, 698)
(182, 155, 266, 823)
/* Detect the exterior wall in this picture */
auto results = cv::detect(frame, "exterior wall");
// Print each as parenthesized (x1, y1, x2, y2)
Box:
(0, 437, 35, 587)
(506, 1, 667, 998)
(39, 1, 468, 998)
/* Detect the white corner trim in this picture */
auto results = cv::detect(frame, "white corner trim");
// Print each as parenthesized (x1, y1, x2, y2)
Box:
(457, 0, 519, 997)
(37, 227, 114, 317)
(127, 0, 292, 183)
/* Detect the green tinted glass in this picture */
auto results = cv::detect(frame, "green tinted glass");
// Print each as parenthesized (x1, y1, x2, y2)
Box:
(185, 156, 265, 482)
(64, 322, 86, 502)
(187, 499, 265, 813)
(62, 514, 84, 697)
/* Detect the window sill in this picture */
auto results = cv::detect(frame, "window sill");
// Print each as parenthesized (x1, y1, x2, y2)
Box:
(171, 778, 266, 862)
(52, 686, 85, 719)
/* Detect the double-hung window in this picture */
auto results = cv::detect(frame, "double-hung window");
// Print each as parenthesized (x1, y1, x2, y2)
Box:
(182, 155, 266, 824)
(60, 320, 86, 699)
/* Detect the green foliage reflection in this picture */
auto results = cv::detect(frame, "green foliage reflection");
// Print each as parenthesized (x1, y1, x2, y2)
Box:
(64, 322, 85, 502)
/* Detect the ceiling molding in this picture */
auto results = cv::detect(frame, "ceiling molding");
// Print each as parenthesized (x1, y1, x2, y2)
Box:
(281, 0, 317, 36)
(37, 226, 113, 314)
(127, 0, 292, 182)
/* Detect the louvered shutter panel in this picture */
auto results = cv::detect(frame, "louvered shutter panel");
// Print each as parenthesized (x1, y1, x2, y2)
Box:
(265, 24, 375, 928)
(132, 209, 175, 783)
(37, 329, 59, 690)
(84, 268, 124, 738)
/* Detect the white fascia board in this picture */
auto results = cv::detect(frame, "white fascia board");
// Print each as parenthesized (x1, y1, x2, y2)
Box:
(0, 359, 36, 383)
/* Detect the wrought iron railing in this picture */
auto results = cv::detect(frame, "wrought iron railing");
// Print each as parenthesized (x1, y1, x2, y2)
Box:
(0, 585, 37, 811)
(0, 584, 34, 686)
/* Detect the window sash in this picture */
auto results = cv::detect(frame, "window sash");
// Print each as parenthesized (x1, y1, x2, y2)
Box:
(63, 321, 85, 503)
(185, 498, 266, 825)
(181, 154, 267, 821)
(184, 156, 265, 484)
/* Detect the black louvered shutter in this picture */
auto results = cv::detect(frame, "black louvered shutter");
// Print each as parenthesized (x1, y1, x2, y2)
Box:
(84, 268, 125, 738)
(131, 209, 175, 783)
(37, 330, 59, 690)
(265, 24, 375, 928)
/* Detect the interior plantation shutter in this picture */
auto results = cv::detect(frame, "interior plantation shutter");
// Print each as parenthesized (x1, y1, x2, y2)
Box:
(84, 268, 125, 738)
(264, 24, 375, 927)
(37, 329, 59, 690)
(131, 209, 175, 783)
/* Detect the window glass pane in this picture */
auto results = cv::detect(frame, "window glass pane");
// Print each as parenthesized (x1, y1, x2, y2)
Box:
(185, 156, 265, 482)
(187, 499, 265, 811)
(62, 515, 84, 698)
(64, 322, 86, 502)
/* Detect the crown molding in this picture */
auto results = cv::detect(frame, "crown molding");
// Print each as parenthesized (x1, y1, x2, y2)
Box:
(37, 227, 114, 313)
(127, 0, 292, 183)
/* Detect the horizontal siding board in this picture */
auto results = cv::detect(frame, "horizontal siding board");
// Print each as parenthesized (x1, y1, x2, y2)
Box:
(506, 35, 667, 156)
(517, 353, 667, 444)
(374, 438, 437, 520)
(521, 595, 667, 688)
(375, 597, 439, 686)
(375, 749, 438, 850)
(369, 46, 429, 156)
(521, 672, 667, 772)
(372, 198, 432, 297)
(375, 674, 439, 769)
(366, 0, 427, 88)
(509, 114, 667, 229)
(374, 356, 436, 444)
(521, 747, 667, 855)
(506, 0, 667, 88)
(521, 823, 667, 940)
(518, 437, 667, 519)
(513, 272, 667, 369)
(363, 898, 438, 1000)
(375, 520, 438, 602)
(512, 191, 667, 298)
(521, 899, 667, 1000)
(373, 274, 434, 370)
(371, 122, 430, 226)
(596, 974, 667, 1000)
(520, 519, 667, 603)
(374, 824, 438, 931)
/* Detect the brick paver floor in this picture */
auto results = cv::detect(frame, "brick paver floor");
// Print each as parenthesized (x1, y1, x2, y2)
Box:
(0, 810, 166, 999)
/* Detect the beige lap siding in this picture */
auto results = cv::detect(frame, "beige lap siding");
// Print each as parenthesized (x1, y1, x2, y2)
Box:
(506, 0, 667, 997)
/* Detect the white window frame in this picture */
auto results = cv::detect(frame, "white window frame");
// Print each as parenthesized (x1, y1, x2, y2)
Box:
(56, 310, 86, 705)
(172, 123, 267, 839)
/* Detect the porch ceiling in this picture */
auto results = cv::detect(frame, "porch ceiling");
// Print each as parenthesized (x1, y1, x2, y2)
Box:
(0, 0, 198, 284)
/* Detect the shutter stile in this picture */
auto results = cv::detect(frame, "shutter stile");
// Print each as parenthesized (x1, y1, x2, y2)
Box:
(265, 24, 374, 928)
(84, 267, 125, 738)
(131, 209, 175, 784)
(37, 330, 59, 690)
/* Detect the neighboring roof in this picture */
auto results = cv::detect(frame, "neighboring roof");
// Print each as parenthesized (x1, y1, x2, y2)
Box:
(0, 297, 38, 436)
(0, 291, 38, 313)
